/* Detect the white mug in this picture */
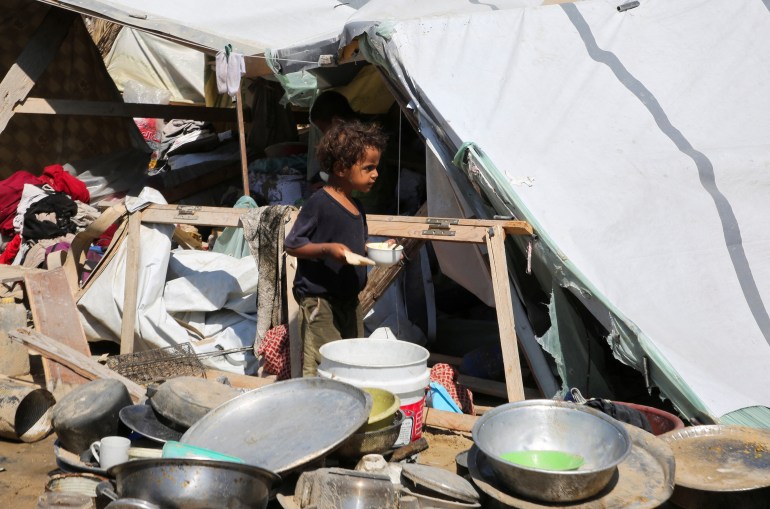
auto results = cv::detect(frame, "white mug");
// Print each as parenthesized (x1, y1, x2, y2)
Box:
(90, 436, 130, 469)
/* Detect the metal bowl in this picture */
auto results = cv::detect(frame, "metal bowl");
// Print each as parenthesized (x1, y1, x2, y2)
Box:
(472, 400, 632, 503)
(336, 410, 404, 459)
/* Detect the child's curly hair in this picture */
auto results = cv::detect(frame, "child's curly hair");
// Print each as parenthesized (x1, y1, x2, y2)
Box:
(316, 120, 388, 175)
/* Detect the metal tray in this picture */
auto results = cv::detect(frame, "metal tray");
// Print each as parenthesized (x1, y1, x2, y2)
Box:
(180, 378, 371, 474)
(659, 425, 770, 491)
(468, 423, 675, 509)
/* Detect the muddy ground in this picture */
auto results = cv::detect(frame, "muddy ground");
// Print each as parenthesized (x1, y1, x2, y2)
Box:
(0, 427, 472, 508)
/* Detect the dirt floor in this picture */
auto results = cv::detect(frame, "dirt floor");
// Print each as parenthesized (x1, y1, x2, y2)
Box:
(0, 426, 472, 508)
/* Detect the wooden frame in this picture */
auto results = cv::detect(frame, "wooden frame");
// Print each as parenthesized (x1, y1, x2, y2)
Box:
(129, 204, 534, 402)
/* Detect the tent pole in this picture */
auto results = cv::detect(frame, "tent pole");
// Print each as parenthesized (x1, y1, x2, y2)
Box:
(235, 84, 250, 197)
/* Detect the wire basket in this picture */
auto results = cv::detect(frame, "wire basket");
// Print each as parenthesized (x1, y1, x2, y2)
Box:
(105, 343, 206, 385)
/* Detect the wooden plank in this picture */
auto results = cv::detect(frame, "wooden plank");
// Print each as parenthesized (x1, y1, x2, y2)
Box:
(119, 213, 141, 355)
(367, 221, 488, 244)
(13, 98, 241, 122)
(141, 204, 244, 227)
(0, 8, 75, 134)
(486, 226, 525, 402)
(0, 266, 43, 284)
(24, 268, 92, 397)
(235, 86, 251, 197)
(284, 212, 303, 379)
(424, 407, 479, 433)
(8, 328, 145, 402)
(369, 214, 533, 236)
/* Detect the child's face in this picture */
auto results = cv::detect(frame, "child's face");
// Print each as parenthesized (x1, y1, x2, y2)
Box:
(341, 146, 381, 193)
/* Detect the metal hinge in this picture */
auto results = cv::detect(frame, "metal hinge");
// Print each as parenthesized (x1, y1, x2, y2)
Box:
(422, 218, 458, 236)
(175, 205, 201, 220)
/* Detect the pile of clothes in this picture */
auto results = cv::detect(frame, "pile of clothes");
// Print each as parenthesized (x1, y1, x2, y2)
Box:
(0, 164, 98, 269)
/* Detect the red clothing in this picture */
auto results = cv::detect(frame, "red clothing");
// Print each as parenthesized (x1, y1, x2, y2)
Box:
(0, 234, 21, 264)
(39, 164, 90, 203)
(0, 172, 41, 235)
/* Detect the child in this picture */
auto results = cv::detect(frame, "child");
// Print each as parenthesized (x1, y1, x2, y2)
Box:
(285, 120, 389, 376)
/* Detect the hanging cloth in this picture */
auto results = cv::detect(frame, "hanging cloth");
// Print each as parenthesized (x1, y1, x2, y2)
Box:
(215, 45, 245, 98)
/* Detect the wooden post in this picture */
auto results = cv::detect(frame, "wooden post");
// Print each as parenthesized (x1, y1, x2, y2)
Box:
(235, 85, 250, 197)
(120, 212, 141, 354)
(284, 211, 302, 378)
(486, 225, 525, 402)
(0, 8, 75, 135)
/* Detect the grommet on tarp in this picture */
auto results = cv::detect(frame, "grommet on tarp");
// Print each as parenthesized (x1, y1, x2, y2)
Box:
(617, 1, 640, 12)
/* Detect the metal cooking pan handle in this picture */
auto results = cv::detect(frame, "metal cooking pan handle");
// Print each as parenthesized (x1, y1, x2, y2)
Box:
(96, 480, 119, 501)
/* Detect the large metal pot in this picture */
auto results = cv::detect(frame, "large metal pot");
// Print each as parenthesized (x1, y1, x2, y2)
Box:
(104, 458, 280, 509)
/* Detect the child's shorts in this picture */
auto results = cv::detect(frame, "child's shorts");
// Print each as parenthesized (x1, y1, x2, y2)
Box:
(299, 295, 363, 376)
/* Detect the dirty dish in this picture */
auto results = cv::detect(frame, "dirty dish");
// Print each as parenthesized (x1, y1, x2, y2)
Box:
(336, 410, 404, 459)
(366, 242, 403, 266)
(659, 425, 770, 508)
(472, 400, 632, 503)
(468, 423, 675, 509)
(180, 378, 371, 474)
(500, 450, 584, 471)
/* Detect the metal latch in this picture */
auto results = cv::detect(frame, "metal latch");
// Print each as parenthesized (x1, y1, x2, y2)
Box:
(175, 205, 201, 220)
(422, 217, 458, 236)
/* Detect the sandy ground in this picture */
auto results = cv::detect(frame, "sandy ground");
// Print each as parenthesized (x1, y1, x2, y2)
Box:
(0, 433, 58, 508)
(0, 426, 471, 508)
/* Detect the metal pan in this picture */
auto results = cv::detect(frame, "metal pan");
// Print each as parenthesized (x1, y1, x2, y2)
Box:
(659, 425, 770, 509)
(181, 378, 371, 474)
(119, 404, 184, 443)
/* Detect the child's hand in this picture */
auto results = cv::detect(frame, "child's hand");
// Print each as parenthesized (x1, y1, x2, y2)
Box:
(322, 242, 351, 263)
(385, 239, 397, 247)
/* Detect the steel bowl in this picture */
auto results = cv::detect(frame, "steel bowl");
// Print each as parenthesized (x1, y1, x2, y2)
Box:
(105, 458, 280, 509)
(336, 410, 404, 459)
(472, 400, 631, 503)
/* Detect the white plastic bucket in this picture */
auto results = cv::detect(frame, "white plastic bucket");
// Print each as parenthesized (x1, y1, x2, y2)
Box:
(318, 338, 430, 447)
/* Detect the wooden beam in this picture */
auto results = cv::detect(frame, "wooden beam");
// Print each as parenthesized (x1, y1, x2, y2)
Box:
(8, 328, 145, 403)
(284, 212, 302, 379)
(119, 213, 141, 355)
(424, 407, 479, 433)
(486, 225, 525, 402)
(367, 216, 532, 244)
(13, 98, 243, 122)
(0, 8, 76, 134)
(141, 204, 244, 227)
(24, 268, 91, 398)
(235, 86, 251, 197)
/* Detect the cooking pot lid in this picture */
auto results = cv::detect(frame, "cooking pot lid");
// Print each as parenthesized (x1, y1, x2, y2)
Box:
(119, 404, 184, 443)
(467, 423, 675, 509)
(659, 425, 770, 492)
(149, 377, 240, 429)
(401, 463, 479, 503)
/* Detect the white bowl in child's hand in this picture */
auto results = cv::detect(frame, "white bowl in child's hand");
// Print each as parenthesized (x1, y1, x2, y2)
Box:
(366, 242, 404, 266)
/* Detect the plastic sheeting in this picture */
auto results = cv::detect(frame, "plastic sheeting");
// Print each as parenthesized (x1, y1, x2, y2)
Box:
(78, 190, 260, 374)
(105, 28, 205, 103)
(366, 0, 770, 422)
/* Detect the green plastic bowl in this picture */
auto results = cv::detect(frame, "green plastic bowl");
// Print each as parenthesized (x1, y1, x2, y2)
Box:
(362, 388, 401, 431)
(500, 450, 584, 471)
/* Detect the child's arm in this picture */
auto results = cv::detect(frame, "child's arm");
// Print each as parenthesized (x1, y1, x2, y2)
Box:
(286, 242, 350, 264)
